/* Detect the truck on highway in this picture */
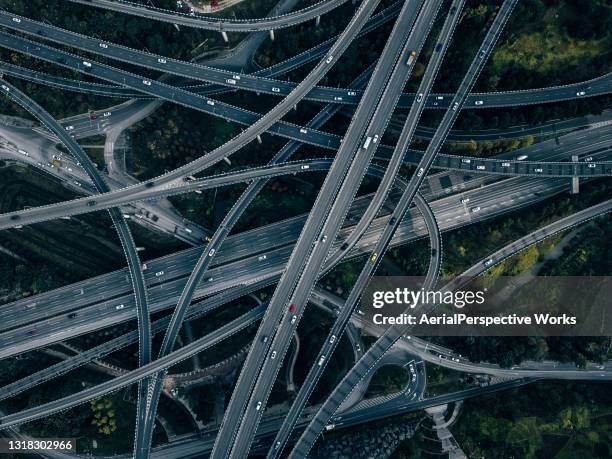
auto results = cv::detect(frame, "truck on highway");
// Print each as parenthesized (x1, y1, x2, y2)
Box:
(406, 51, 417, 66)
(362, 136, 372, 150)
(516, 154, 528, 161)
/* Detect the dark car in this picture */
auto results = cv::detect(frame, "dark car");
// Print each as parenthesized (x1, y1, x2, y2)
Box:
(145, 182, 154, 188)
(10, 215, 19, 220)
(27, 329, 36, 335)
(340, 242, 349, 251)
(389, 217, 397, 225)
(435, 43, 443, 52)
(68, 312, 77, 319)
(87, 200, 96, 206)
(289, 303, 297, 314)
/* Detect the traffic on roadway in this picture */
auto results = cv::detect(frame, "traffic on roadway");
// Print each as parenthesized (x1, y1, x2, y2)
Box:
(0, 0, 610, 457)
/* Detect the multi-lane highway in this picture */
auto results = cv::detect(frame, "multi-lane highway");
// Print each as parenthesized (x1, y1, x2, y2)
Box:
(0, 0, 611, 455)
(288, 1, 520, 455)
(2, 128, 610, 360)
(265, 0, 464, 452)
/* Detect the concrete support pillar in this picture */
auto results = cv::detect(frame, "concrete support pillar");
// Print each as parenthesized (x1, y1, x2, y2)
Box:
(269, 29, 275, 41)
(293, 104, 297, 111)
(315, 15, 321, 26)
(221, 31, 228, 43)
(257, 135, 262, 144)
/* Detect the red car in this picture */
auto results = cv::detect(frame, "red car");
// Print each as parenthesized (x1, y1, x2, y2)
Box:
(289, 303, 297, 313)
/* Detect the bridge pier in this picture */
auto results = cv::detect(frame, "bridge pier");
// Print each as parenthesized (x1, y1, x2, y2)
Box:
(257, 135, 262, 144)
(269, 30, 275, 41)
(315, 15, 321, 27)
(221, 31, 228, 43)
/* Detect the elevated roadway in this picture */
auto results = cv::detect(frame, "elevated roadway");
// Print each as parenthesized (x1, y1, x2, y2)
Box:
(0, 79, 155, 450)
(210, 0, 426, 454)
(68, 0, 349, 32)
(266, 0, 462, 452)
(2, 147, 611, 359)
(133, 65, 376, 457)
(289, 1, 520, 454)
(2, 9, 610, 110)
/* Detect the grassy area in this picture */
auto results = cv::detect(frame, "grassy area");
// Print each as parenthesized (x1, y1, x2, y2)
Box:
(492, 25, 604, 75)
(452, 381, 612, 458)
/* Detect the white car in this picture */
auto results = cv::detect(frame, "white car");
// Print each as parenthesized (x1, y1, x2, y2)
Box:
(82, 61, 92, 68)
(74, 181, 82, 187)
(272, 87, 280, 93)
(416, 93, 423, 103)
(588, 163, 596, 168)
(318, 356, 326, 366)
(300, 128, 308, 134)
(18, 149, 28, 156)
(484, 258, 494, 267)
(158, 58, 167, 64)
(12, 17, 22, 23)
(142, 80, 152, 86)
(155, 271, 164, 277)
(255, 402, 262, 411)
(258, 255, 267, 261)
(461, 197, 470, 204)
(226, 79, 236, 85)
(334, 96, 343, 102)
(99, 43, 108, 49)
(325, 55, 333, 64)
(207, 100, 215, 106)
(1, 85, 9, 91)
(476, 165, 485, 170)
(372, 134, 379, 144)
(208, 248, 215, 257)
(471, 206, 481, 213)
(329, 335, 336, 344)
(502, 162, 510, 167)
(436, 96, 444, 100)
(270, 351, 277, 360)
(417, 167, 424, 177)
(301, 165, 310, 170)
(461, 158, 471, 164)
(290, 315, 297, 324)
(576, 90, 585, 96)
(584, 156, 593, 162)
(103, 111, 111, 117)
(452, 102, 459, 111)
(115, 304, 125, 310)
(232, 75, 241, 80)
(474, 100, 484, 105)
(347, 91, 356, 96)
(534, 168, 543, 173)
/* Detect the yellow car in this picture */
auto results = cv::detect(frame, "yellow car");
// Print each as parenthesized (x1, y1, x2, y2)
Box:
(371, 253, 378, 262)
